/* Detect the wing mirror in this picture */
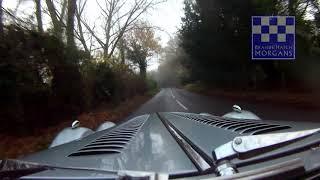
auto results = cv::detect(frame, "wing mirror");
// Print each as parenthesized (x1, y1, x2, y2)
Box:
(71, 120, 80, 129)
(223, 105, 261, 120)
(232, 105, 242, 113)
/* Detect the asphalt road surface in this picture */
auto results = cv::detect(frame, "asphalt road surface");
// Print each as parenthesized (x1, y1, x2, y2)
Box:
(125, 88, 320, 122)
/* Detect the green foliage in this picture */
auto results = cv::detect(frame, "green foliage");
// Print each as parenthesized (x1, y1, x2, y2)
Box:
(145, 77, 159, 96)
(80, 58, 149, 105)
(0, 25, 149, 134)
(184, 82, 206, 93)
(125, 22, 161, 78)
(0, 25, 86, 132)
(178, 0, 320, 91)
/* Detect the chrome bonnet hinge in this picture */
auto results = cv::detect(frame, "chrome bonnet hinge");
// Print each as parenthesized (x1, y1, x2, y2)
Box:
(212, 128, 320, 176)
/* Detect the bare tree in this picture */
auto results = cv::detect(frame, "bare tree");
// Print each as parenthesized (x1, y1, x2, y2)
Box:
(43, 0, 93, 55)
(45, 0, 67, 39)
(0, 0, 3, 38)
(34, 0, 43, 33)
(81, 0, 164, 59)
(75, 0, 90, 54)
(66, 0, 76, 48)
(118, 36, 126, 64)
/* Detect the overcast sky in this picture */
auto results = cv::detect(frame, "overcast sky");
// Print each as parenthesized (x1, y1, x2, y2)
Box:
(140, 0, 185, 71)
(3, 0, 185, 71)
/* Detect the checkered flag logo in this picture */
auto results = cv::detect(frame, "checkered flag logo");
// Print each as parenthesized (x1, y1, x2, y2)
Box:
(251, 16, 295, 60)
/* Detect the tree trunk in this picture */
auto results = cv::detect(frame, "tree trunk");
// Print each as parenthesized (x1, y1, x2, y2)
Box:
(46, 0, 63, 39)
(120, 47, 125, 64)
(66, 0, 76, 49)
(75, 11, 89, 54)
(34, 0, 44, 33)
(103, 5, 114, 59)
(139, 63, 147, 78)
(0, 0, 3, 39)
(271, 0, 278, 15)
(119, 37, 126, 64)
(103, 45, 108, 58)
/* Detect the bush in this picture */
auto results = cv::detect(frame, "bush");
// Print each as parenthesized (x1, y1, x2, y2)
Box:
(0, 25, 88, 133)
(146, 77, 159, 96)
(0, 25, 149, 134)
(184, 82, 206, 93)
(81, 61, 147, 105)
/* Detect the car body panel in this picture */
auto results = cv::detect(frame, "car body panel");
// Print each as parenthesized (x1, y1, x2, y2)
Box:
(162, 112, 238, 158)
(19, 112, 320, 179)
(21, 114, 197, 178)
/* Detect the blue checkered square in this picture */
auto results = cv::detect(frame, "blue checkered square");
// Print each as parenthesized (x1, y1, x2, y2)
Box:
(269, 34, 278, 43)
(252, 17, 261, 25)
(269, 17, 277, 25)
(286, 34, 294, 42)
(252, 16, 295, 60)
(278, 26, 286, 33)
(253, 34, 261, 42)
(286, 17, 294, 25)
(261, 26, 269, 33)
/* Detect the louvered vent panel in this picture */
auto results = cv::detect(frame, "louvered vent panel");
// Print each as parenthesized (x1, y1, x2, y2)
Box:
(172, 113, 290, 135)
(69, 118, 146, 156)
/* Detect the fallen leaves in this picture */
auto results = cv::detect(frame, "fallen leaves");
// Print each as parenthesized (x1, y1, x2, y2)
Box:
(0, 95, 150, 159)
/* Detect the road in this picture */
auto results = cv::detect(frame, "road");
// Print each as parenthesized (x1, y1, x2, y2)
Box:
(125, 88, 320, 122)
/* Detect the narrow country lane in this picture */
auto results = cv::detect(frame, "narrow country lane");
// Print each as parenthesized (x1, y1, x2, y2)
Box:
(124, 88, 320, 123)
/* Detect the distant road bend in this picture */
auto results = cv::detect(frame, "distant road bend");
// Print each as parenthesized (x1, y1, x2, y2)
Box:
(125, 88, 320, 122)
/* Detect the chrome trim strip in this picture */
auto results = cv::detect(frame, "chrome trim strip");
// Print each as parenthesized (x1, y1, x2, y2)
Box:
(157, 113, 211, 172)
